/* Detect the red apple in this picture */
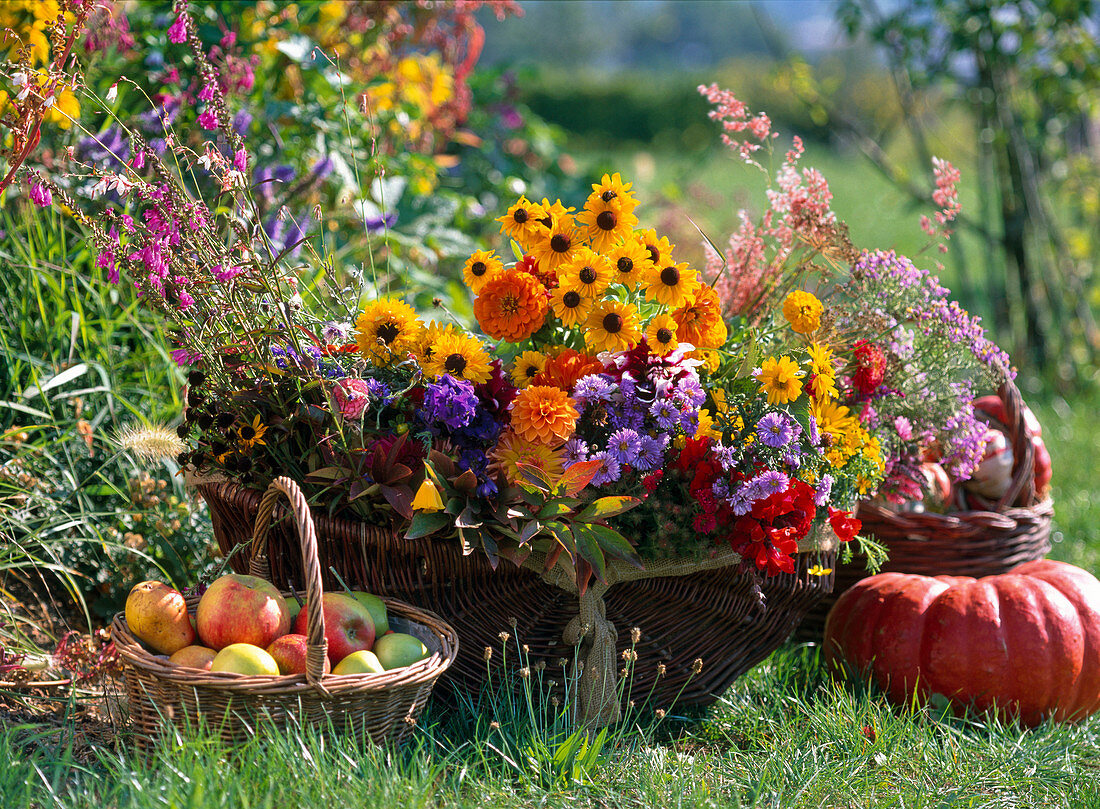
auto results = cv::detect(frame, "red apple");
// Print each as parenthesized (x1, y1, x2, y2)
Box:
(293, 592, 375, 666)
(266, 633, 330, 676)
(196, 574, 290, 651)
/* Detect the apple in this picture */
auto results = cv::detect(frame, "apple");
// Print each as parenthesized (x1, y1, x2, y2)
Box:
(267, 633, 330, 676)
(293, 592, 375, 665)
(284, 596, 303, 623)
(350, 592, 389, 636)
(372, 632, 429, 670)
(169, 645, 217, 670)
(210, 643, 281, 676)
(196, 574, 290, 651)
(125, 581, 195, 655)
(331, 649, 386, 676)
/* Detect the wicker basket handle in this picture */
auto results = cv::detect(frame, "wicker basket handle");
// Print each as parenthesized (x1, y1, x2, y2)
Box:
(994, 374, 1037, 510)
(249, 477, 330, 691)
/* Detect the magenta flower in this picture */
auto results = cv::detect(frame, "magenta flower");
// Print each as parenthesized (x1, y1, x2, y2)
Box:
(167, 14, 188, 44)
(29, 183, 52, 207)
(197, 110, 218, 130)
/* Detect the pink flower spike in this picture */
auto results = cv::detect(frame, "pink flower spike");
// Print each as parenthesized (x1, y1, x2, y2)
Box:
(130, 150, 145, 169)
(167, 14, 188, 44)
(212, 264, 243, 282)
(233, 149, 247, 172)
(198, 83, 216, 102)
(29, 183, 52, 207)
(197, 110, 218, 130)
(177, 290, 195, 309)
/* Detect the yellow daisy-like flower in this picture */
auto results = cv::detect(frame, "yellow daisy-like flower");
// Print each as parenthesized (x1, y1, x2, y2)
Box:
(807, 565, 834, 577)
(605, 238, 651, 291)
(422, 331, 493, 384)
(757, 356, 804, 405)
(636, 229, 675, 268)
(689, 348, 722, 374)
(557, 248, 614, 299)
(527, 213, 580, 274)
(550, 285, 594, 328)
(642, 261, 702, 309)
(490, 429, 566, 482)
(578, 173, 639, 252)
(783, 290, 824, 335)
(510, 350, 548, 389)
(236, 415, 268, 449)
(585, 300, 642, 354)
(694, 407, 722, 442)
(645, 313, 679, 357)
(414, 320, 457, 365)
(495, 195, 545, 246)
(462, 250, 505, 294)
(807, 342, 835, 376)
(355, 297, 423, 364)
(813, 399, 858, 444)
(537, 198, 576, 227)
(809, 372, 839, 401)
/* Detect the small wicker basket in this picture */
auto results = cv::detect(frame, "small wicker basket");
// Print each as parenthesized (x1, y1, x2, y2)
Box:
(112, 477, 458, 754)
(795, 375, 1053, 640)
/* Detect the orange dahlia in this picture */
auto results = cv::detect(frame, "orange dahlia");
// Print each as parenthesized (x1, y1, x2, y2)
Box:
(532, 348, 604, 391)
(671, 284, 728, 349)
(509, 385, 579, 446)
(473, 271, 549, 343)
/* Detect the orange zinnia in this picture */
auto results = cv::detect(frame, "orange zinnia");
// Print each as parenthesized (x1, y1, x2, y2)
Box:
(473, 271, 549, 343)
(509, 385, 579, 446)
(672, 284, 728, 349)
(532, 348, 604, 392)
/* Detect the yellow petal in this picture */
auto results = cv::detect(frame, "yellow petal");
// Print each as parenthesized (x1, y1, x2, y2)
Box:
(412, 479, 444, 512)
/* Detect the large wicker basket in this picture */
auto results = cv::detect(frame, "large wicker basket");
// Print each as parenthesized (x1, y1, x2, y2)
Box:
(113, 477, 458, 755)
(198, 479, 836, 714)
(795, 376, 1053, 640)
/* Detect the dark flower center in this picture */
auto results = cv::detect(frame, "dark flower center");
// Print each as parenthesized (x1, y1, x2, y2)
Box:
(550, 234, 570, 253)
(660, 265, 680, 286)
(445, 353, 468, 375)
(601, 190, 617, 203)
(563, 290, 582, 308)
(539, 213, 554, 228)
(617, 256, 633, 274)
(377, 323, 400, 344)
(578, 266, 597, 284)
(513, 208, 529, 224)
(596, 210, 616, 231)
(647, 245, 660, 264)
(471, 261, 487, 277)
(239, 425, 256, 441)
(602, 313, 623, 334)
(525, 364, 540, 378)
(656, 328, 674, 344)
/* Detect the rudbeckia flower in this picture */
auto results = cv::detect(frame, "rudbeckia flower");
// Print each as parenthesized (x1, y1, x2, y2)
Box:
(585, 300, 642, 354)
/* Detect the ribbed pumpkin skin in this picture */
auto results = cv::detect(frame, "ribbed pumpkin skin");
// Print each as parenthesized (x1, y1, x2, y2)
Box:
(824, 560, 1100, 726)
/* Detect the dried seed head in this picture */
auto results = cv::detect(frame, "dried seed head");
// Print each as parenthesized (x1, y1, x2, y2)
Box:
(630, 627, 641, 644)
(656, 709, 666, 720)
(621, 649, 638, 663)
(484, 646, 493, 661)
(116, 423, 185, 461)
(508, 617, 518, 628)
(522, 644, 529, 654)
(657, 663, 667, 677)
(692, 658, 703, 675)
(490, 721, 500, 730)
(557, 658, 568, 668)
(619, 667, 629, 679)
(498, 631, 510, 643)
(533, 661, 546, 673)
(551, 697, 560, 708)
(519, 667, 530, 679)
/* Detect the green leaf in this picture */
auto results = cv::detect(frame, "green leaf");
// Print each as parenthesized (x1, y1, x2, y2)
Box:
(303, 466, 345, 482)
(519, 519, 543, 544)
(576, 496, 641, 522)
(516, 462, 554, 493)
(545, 520, 576, 555)
(405, 511, 452, 539)
(789, 392, 814, 439)
(572, 524, 607, 584)
(456, 505, 482, 529)
(538, 502, 573, 519)
(586, 523, 643, 569)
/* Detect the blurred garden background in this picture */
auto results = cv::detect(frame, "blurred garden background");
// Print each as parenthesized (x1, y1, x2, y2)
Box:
(3, 1, 1100, 805)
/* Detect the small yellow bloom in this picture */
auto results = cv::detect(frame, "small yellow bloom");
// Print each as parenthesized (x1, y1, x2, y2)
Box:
(237, 415, 268, 448)
(783, 290, 823, 335)
(510, 350, 547, 389)
(757, 356, 804, 405)
(645, 313, 679, 357)
(462, 250, 504, 294)
(808, 565, 834, 577)
(412, 479, 445, 512)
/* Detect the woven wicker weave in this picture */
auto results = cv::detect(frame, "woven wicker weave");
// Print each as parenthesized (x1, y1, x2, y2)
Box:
(795, 375, 1053, 640)
(199, 480, 836, 712)
(113, 477, 458, 754)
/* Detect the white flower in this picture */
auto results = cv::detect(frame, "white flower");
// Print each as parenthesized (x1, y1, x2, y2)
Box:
(89, 177, 110, 199)
(106, 83, 118, 103)
(11, 70, 28, 87)
(107, 174, 136, 196)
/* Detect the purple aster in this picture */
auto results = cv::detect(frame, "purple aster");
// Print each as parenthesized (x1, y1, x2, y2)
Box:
(590, 451, 621, 487)
(750, 470, 789, 500)
(711, 478, 730, 499)
(679, 410, 699, 435)
(727, 482, 757, 515)
(635, 435, 667, 472)
(650, 399, 679, 431)
(756, 412, 796, 448)
(562, 438, 589, 464)
(783, 449, 802, 469)
(573, 374, 615, 413)
(712, 442, 738, 472)
(674, 375, 706, 407)
(814, 474, 834, 506)
(607, 428, 642, 466)
(807, 414, 820, 446)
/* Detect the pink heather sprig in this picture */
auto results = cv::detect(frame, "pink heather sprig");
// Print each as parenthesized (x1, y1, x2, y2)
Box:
(919, 157, 962, 254)
(698, 83, 777, 167)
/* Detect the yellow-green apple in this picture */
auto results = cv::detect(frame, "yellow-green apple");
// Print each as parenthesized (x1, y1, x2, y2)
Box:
(372, 632, 429, 670)
(196, 574, 290, 651)
(331, 649, 386, 675)
(125, 580, 195, 655)
(266, 633, 330, 676)
(210, 643, 281, 675)
(350, 592, 389, 636)
(293, 592, 375, 665)
(169, 645, 217, 670)
(284, 596, 302, 623)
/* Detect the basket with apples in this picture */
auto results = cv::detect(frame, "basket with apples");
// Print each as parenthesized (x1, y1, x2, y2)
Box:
(111, 477, 458, 753)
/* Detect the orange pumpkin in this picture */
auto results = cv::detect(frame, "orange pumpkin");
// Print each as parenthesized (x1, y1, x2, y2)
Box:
(824, 560, 1100, 726)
